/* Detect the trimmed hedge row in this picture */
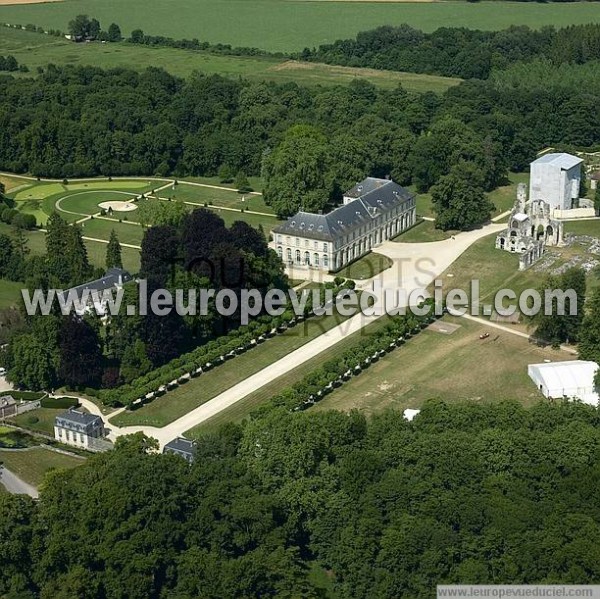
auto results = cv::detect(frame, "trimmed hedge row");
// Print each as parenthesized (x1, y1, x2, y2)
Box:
(267, 301, 439, 413)
(40, 396, 79, 409)
(99, 281, 356, 408)
(0, 390, 45, 401)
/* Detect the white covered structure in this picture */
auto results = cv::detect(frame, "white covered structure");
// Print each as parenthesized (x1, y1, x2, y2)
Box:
(403, 408, 421, 422)
(529, 153, 583, 212)
(528, 360, 599, 405)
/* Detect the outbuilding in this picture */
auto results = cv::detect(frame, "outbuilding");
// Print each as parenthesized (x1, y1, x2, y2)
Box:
(528, 360, 599, 405)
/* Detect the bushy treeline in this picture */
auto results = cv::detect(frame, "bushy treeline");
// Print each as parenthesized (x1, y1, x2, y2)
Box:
(299, 23, 600, 80)
(128, 27, 280, 58)
(493, 57, 600, 93)
(4, 400, 600, 598)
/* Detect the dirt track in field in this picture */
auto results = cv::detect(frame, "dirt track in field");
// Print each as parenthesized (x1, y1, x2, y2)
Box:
(0, 0, 63, 5)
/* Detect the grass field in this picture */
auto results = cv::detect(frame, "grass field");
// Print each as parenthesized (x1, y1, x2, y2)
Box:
(0, 447, 85, 486)
(0, 220, 141, 272)
(185, 315, 392, 436)
(312, 315, 569, 416)
(1, 1, 599, 52)
(2, 176, 280, 274)
(413, 172, 527, 220)
(10, 179, 153, 224)
(111, 309, 358, 427)
(336, 251, 392, 280)
(564, 219, 600, 237)
(0, 279, 25, 309)
(393, 220, 455, 243)
(163, 183, 273, 214)
(12, 407, 64, 435)
(0, 27, 461, 93)
(488, 172, 529, 215)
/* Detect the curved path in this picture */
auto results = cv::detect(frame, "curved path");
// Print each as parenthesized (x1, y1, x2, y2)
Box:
(0, 465, 38, 498)
(100, 223, 506, 448)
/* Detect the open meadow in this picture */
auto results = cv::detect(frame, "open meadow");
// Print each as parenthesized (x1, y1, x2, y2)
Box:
(0, 27, 461, 93)
(0, 1, 599, 52)
(0, 447, 85, 487)
(312, 315, 570, 416)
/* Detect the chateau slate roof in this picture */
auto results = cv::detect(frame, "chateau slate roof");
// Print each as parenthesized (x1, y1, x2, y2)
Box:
(62, 268, 132, 301)
(164, 437, 196, 456)
(273, 178, 414, 242)
(55, 408, 102, 432)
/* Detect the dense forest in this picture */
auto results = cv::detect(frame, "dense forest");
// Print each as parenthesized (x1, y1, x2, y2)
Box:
(3, 401, 600, 598)
(300, 23, 600, 80)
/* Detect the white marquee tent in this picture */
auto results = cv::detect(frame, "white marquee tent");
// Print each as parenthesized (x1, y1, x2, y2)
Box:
(528, 360, 599, 405)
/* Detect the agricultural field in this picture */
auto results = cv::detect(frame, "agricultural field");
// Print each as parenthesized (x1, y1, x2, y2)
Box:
(313, 315, 569, 416)
(0, 1, 599, 52)
(0, 27, 461, 93)
(0, 447, 85, 487)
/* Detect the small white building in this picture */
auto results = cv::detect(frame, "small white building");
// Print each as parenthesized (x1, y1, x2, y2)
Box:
(529, 153, 583, 212)
(54, 408, 106, 449)
(528, 360, 599, 405)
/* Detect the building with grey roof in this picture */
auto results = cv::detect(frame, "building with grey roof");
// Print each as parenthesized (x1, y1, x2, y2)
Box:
(163, 437, 196, 463)
(529, 152, 583, 211)
(270, 177, 416, 272)
(61, 267, 133, 316)
(54, 408, 106, 450)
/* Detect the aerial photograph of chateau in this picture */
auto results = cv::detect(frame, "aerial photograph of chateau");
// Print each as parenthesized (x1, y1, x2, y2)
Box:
(1, 0, 600, 597)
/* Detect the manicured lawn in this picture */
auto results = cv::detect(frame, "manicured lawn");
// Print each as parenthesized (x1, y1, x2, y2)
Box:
(13, 407, 63, 436)
(487, 172, 529, 216)
(12, 182, 65, 201)
(84, 239, 141, 274)
(209, 207, 281, 232)
(0, 279, 25, 309)
(183, 175, 264, 193)
(1, 1, 599, 52)
(415, 191, 434, 219)
(393, 220, 454, 243)
(111, 310, 358, 427)
(79, 218, 144, 246)
(335, 252, 392, 281)
(186, 315, 393, 436)
(564, 219, 600, 237)
(313, 315, 570, 416)
(0, 222, 46, 255)
(10, 180, 153, 225)
(0, 174, 27, 191)
(0, 447, 85, 487)
(162, 182, 274, 214)
(0, 27, 461, 93)
(54, 190, 139, 219)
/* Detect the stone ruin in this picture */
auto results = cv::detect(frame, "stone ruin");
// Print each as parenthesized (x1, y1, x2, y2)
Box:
(495, 183, 564, 270)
